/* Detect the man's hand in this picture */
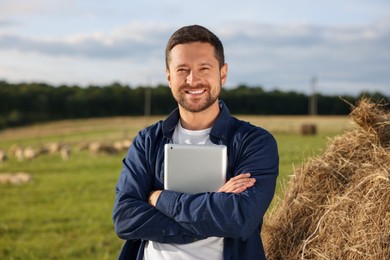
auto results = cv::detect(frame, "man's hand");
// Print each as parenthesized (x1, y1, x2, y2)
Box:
(218, 173, 256, 194)
(148, 174, 255, 206)
(149, 190, 162, 207)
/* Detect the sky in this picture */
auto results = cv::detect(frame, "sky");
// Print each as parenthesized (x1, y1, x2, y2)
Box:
(0, 0, 389, 95)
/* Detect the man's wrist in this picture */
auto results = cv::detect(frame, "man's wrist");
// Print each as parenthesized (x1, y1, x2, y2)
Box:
(148, 190, 162, 207)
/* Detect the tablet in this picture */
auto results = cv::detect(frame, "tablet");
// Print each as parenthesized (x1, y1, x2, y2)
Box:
(164, 144, 227, 194)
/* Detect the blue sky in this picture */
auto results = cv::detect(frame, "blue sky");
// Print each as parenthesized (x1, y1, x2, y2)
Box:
(0, 0, 389, 95)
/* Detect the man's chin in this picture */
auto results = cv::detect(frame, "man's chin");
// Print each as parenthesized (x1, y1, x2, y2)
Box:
(180, 99, 217, 113)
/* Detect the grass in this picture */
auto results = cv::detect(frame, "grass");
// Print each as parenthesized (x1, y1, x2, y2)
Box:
(0, 115, 354, 259)
(0, 152, 122, 259)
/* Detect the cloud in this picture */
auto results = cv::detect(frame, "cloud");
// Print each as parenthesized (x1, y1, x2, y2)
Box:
(217, 20, 390, 91)
(1, 20, 388, 59)
(0, 19, 19, 28)
(0, 20, 389, 94)
(0, 22, 172, 60)
(0, 0, 78, 16)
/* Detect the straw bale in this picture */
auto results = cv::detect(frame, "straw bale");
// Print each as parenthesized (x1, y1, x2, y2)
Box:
(301, 124, 317, 136)
(263, 98, 390, 260)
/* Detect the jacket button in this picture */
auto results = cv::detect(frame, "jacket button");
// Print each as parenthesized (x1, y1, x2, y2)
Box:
(162, 229, 166, 234)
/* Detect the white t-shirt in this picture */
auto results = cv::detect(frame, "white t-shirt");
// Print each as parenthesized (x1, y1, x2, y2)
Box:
(143, 121, 224, 260)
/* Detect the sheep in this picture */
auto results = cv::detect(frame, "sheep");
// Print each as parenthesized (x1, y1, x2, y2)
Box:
(0, 173, 11, 184)
(113, 139, 132, 152)
(23, 147, 38, 160)
(0, 172, 32, 185)
(60, 144, 71, 161)
(0, 150, 7, 162)
(14, 147, 24, 161)
(11, 173, 32, 185)
(89, 142, 118, 155)
(45, 142, 61, 154)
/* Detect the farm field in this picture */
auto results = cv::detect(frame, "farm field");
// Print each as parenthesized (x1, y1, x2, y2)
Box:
(0, 115, 356, 259)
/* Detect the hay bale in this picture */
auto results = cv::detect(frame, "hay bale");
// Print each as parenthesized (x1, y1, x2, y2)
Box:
(263, 98, 390, 260)
(301, 124, 317, 135)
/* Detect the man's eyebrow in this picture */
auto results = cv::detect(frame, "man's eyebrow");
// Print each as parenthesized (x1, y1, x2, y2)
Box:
(200, 62, 213, 66)
(174, 62, 213, 68)
(174, 63, 188, 68)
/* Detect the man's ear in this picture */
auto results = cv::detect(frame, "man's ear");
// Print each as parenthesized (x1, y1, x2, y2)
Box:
(220, 63, 228, 86)
(166, 69, 171, 88)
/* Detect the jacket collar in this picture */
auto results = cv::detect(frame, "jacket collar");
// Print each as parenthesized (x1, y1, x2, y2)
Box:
(162, 100, 231, 144)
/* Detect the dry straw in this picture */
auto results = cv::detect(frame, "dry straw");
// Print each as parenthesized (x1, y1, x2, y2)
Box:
(263, 98, 390, 260)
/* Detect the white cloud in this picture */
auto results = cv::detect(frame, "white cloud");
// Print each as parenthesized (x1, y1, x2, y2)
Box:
(0, 1, 389, 95)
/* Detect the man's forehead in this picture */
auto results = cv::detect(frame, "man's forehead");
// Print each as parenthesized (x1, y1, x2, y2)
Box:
(169, 43, 216, 62)
(170, 42, 214, 52)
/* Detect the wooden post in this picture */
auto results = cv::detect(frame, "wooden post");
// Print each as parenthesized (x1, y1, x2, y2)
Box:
(309, 76, 318, 116)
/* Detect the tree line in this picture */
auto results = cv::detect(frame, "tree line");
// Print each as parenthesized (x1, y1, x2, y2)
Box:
(0, 80, 388, 129)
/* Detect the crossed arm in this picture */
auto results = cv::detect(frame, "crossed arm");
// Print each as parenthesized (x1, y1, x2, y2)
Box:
(148, 173, 256, 206)
(113, 132, 278, 243)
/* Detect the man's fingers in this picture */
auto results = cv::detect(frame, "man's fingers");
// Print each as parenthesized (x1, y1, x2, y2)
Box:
(230, 173, 251, 180)
(218, 173, 256, 193)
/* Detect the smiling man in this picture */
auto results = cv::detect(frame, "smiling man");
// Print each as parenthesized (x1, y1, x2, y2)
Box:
(167, 41, 225, 115)
(113, 25, 279, 260)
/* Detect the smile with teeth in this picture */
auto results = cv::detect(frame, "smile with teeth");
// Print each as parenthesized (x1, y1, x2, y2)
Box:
(185, 89, 205, 94)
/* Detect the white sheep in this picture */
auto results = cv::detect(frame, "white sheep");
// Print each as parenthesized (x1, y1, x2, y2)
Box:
(14, 147, 24, 161)
(0, 172, 32, 185)
(60, 145, 71, 161)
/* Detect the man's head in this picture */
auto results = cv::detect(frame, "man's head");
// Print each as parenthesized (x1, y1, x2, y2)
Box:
(165, 25, 228, 115)
(165, 25, 225, 70)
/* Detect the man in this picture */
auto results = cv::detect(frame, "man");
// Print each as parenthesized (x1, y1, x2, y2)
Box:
(113, 24, 279, 259)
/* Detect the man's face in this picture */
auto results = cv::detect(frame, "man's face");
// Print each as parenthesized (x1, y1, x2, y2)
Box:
(166, 42, 227, 113)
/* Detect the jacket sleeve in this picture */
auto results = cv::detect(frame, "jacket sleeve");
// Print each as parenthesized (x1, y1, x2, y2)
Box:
(155, 130, 279, 240)
(112, 132, 205, 244)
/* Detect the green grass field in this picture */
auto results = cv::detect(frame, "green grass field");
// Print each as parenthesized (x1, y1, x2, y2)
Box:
(0, 115, 355, 259)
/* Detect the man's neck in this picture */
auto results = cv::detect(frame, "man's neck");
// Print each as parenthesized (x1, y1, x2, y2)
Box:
(178, 101, 220, 130)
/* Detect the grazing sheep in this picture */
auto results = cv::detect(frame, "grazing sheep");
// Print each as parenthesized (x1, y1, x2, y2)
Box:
(75, 141, 90, 151)
(89, 142, 118, 155)
(9, 144, 22, 156)
(113, 141, 123, 152)
(11, 173, 33, 185)
(60, 145, 71, 161)
(121, 139, 132, 150)
(0, 172, 32, 185)
(0, 150, 7, 162)
(14, 147, 24, 161)
(22, 146, 50, 160)
(45, 142, 61, 154)
(113, 139, 132, 152)
(0, 173, 11, 184)
(23, 146, 41, 160)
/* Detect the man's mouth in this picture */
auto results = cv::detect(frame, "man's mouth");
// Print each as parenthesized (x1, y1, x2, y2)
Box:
(185, 89, 205, 95)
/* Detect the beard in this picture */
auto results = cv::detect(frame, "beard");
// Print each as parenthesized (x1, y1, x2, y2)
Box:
(173, 83, 220, 113)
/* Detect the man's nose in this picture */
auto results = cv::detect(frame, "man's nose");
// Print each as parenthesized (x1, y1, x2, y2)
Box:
(186, 71, 201, 86)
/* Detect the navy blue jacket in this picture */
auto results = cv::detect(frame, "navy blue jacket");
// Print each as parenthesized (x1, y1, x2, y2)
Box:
(113, 101, 279, 259)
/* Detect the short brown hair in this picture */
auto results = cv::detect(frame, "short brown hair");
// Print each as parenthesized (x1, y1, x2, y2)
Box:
(165, 25, 225, 70)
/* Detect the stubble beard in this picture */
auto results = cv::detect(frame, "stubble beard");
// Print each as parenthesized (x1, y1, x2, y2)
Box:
(175, 83, 220, 113)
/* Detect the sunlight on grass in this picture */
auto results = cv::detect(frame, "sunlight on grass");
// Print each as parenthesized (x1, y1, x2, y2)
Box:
(0, 116, 351, 259)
